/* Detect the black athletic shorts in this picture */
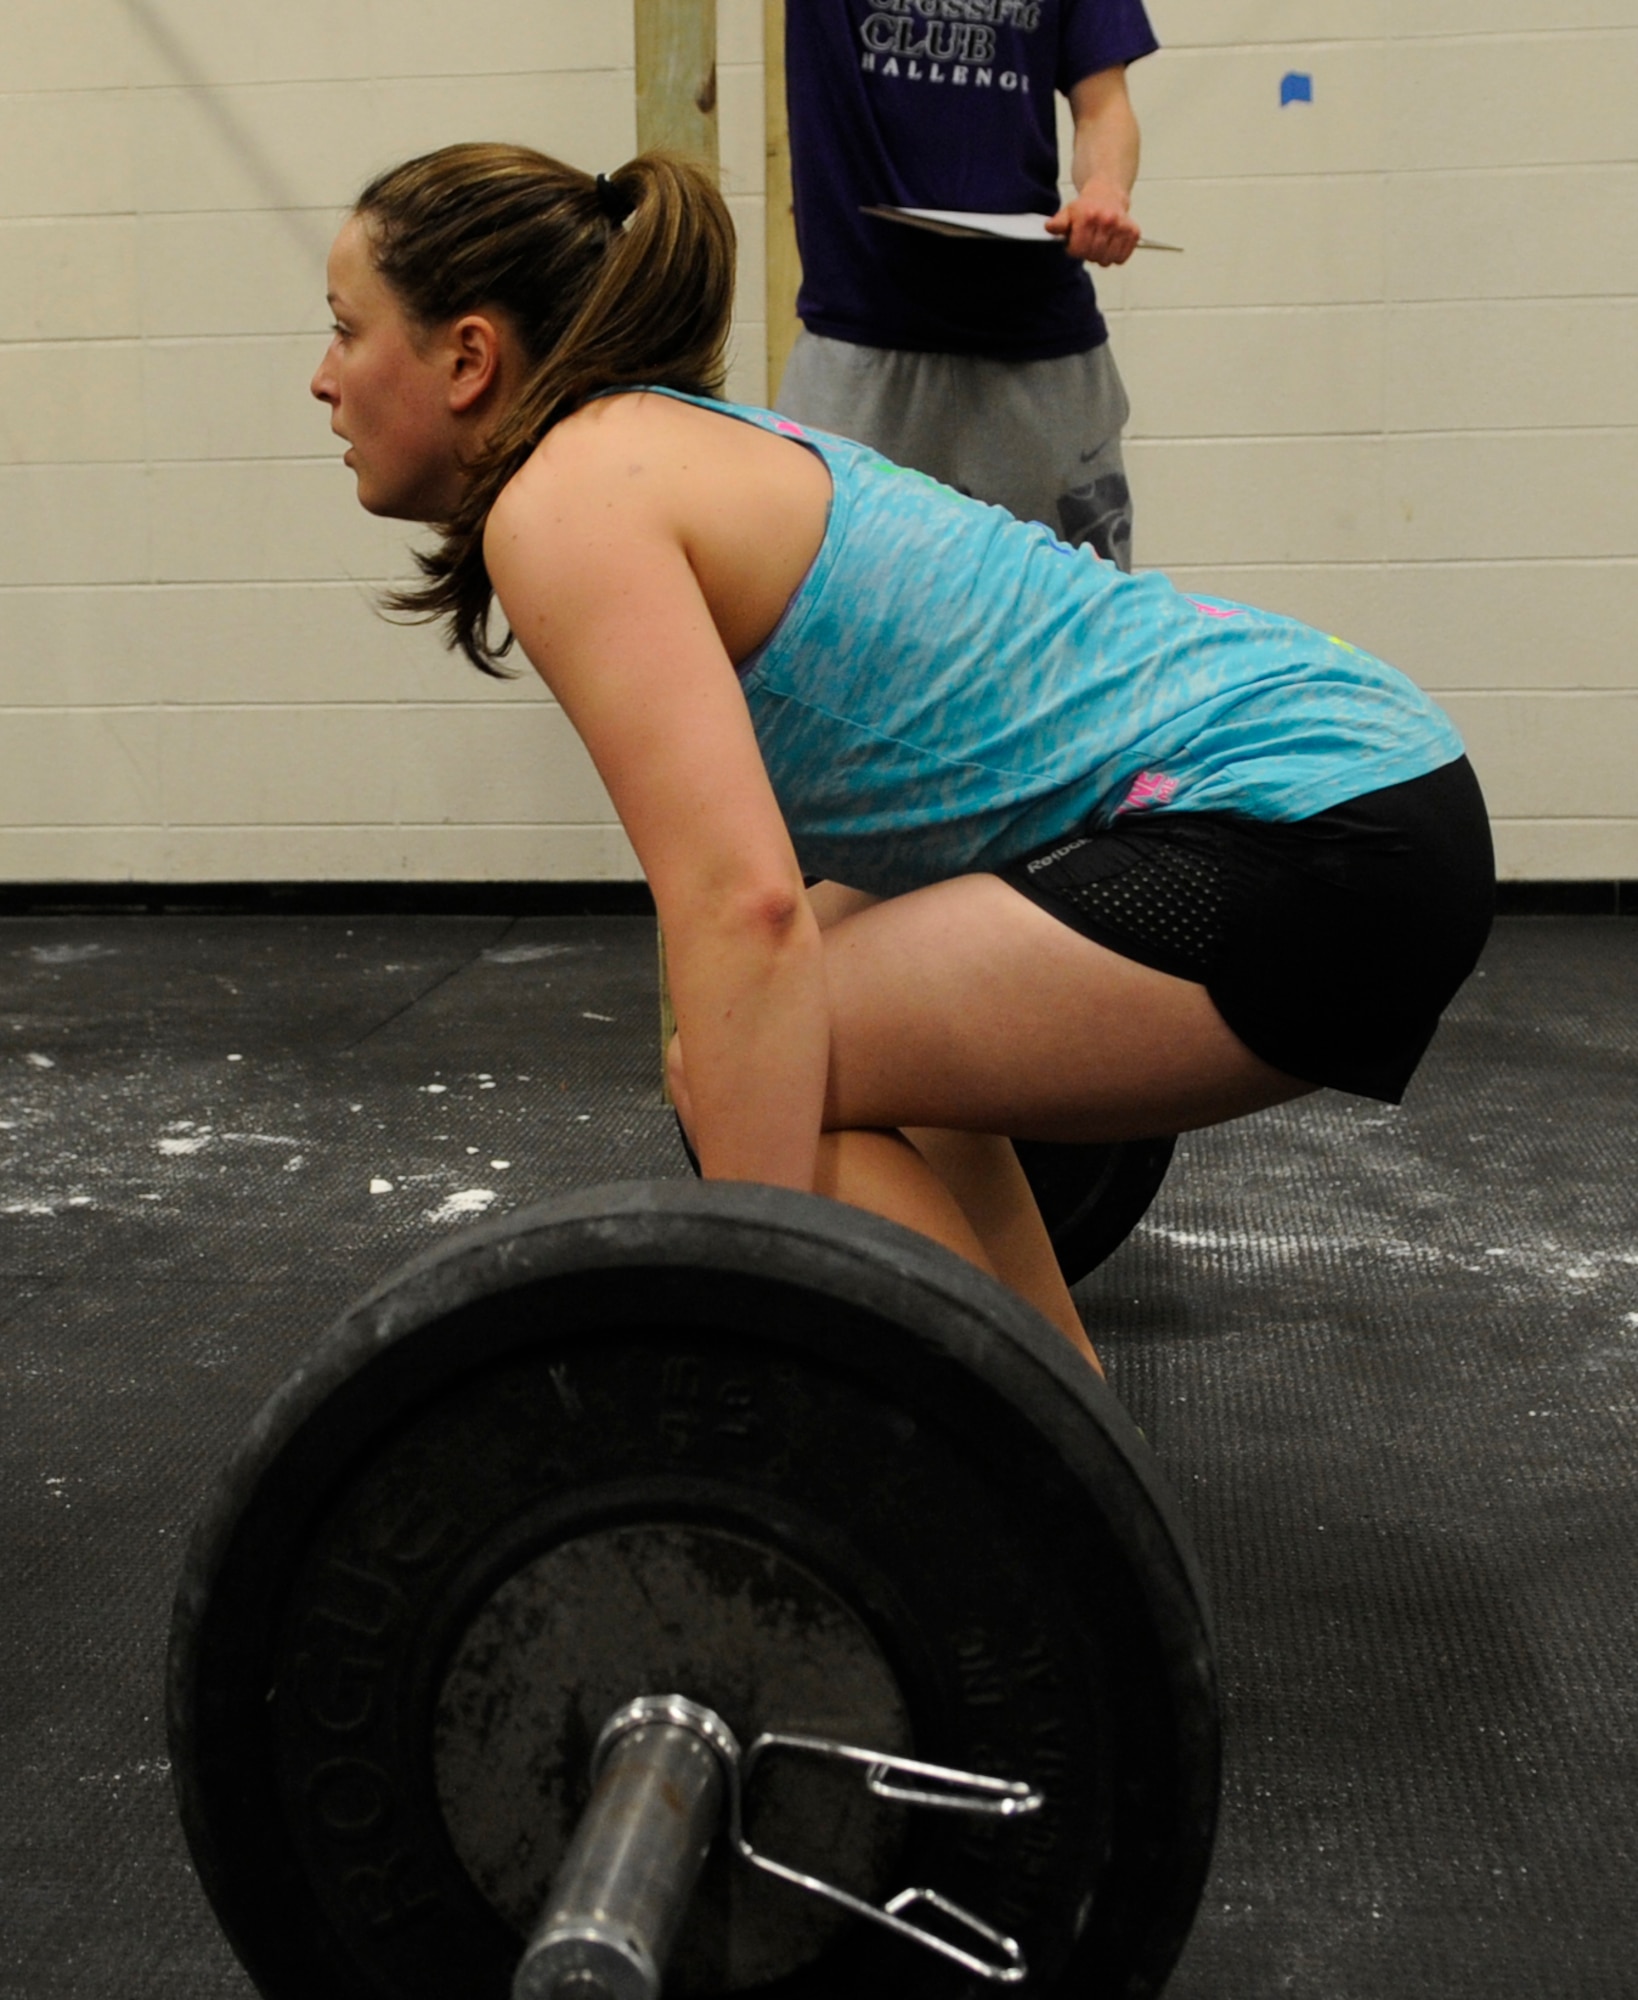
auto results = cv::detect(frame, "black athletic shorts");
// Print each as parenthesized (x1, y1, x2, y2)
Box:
(997, 756, 1495, 1102)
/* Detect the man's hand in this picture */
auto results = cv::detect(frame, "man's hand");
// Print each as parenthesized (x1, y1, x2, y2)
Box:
(1045, 177, 1142, 265)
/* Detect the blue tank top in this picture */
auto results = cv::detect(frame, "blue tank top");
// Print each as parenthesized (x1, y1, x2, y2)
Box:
(639, 389, 1465, 899)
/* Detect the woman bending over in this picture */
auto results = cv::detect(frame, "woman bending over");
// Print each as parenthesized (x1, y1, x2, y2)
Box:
(311, 144, 1494, 1372)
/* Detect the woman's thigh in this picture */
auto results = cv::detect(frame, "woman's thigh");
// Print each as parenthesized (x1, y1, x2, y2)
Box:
(819, 872, 1311, 1143)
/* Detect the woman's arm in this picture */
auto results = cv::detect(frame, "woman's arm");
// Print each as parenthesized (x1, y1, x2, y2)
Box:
(484, 423, 830, 1189)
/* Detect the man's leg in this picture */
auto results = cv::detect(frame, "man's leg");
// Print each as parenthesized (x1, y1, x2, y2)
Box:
(944, 344, 1135, 567)
(1054, 418, 1134, 570)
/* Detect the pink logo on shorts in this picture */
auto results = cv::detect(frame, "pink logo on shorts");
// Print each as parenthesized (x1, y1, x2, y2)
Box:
(770, 417, 808, 439)
(1120, 771, 1178, 812)
(1187, 597, 1246, 619)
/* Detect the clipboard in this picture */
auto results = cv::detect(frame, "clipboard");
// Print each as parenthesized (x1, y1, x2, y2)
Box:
(861, 205, 1183, 252)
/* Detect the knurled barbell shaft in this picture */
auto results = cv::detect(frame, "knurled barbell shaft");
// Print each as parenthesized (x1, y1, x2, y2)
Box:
(511, 1715, 726, 2000)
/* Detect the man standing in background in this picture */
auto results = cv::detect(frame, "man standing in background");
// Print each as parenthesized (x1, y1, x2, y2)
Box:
(775, 0, 1159, 569)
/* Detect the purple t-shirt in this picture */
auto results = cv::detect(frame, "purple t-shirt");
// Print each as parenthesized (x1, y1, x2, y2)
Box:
(786, 0, 1159, 360)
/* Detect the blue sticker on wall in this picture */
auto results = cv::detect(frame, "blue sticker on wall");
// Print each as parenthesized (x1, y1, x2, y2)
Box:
(1280, 71, 1313, 106)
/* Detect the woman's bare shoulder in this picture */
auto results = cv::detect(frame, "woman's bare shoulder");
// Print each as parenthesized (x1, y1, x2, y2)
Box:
(492, 394, 707, 527)
(487, 396, 679, 550)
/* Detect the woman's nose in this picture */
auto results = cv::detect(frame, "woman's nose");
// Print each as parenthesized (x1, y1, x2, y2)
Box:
(310, 343, 338, 404)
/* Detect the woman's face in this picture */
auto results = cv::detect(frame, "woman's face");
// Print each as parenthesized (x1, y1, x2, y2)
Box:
(310, 216, 467, 521)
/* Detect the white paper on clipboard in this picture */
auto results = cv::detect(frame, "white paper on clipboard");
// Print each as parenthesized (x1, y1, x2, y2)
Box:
(861, 206, 1182, 251)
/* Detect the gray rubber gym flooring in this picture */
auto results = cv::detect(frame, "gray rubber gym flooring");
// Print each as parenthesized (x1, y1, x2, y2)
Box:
(2, 910, 1634, 1999)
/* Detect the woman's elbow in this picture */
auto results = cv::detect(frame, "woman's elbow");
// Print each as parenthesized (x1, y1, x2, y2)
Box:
(709, 880, 812, 951)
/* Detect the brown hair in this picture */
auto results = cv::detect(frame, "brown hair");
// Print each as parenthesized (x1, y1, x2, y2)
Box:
(354, 142, 735, 674)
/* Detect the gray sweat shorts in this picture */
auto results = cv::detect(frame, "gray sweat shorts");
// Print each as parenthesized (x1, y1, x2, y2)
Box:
(775, 329, 1134, 570)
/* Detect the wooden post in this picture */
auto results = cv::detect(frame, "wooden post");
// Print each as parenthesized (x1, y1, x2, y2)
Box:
(634, 0, 717, 1094)
(635, 0, 719, 163)
(764, 0, 803, 400)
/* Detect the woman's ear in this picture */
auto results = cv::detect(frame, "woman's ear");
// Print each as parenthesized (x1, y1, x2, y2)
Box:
(446, 312, 508, 413)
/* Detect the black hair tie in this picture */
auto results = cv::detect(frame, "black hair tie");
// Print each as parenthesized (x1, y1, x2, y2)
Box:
(594, 172, 635, 226)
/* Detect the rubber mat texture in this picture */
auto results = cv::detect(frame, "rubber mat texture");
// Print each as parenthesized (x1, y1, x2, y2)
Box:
(1, 913, 1633, 1999)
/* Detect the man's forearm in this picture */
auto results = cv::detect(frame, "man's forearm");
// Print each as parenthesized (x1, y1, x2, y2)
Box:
(1050, 66, 1143, 262)
(1069, 66, 1141, 200)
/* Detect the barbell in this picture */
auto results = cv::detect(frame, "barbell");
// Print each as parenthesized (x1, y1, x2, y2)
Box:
(168, 1179, 1218, 1999)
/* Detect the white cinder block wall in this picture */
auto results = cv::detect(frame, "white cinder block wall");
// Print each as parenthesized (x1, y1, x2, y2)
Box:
(1, 0, 1633, 886)
(0, 0, 766, 886)
(1105, 0, 1638, 883)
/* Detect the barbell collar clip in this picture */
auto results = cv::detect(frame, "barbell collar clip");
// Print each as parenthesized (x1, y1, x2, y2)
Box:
(731, 1728, 1041, 1984)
